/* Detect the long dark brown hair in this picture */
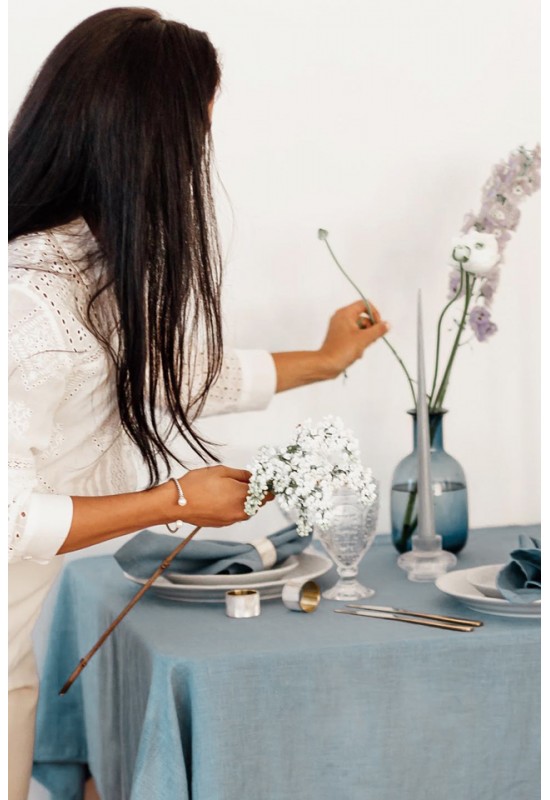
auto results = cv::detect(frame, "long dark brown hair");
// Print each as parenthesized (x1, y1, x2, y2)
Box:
(9, 7, 224, 483)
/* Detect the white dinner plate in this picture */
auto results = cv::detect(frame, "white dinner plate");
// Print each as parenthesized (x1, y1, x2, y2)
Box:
(465, 564, 506, 598)
(165, 555, 300, 586)
(123, 551, 333, 603)
(435, 565, 541, 618)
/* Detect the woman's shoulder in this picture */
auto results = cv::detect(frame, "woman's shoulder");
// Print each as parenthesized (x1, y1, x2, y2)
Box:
(9, 219, 99, 311)
(9, 218, 95, 278)
(9, 220, 102, 353)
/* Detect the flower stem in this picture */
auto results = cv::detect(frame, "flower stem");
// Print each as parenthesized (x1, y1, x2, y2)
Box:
(381, 338, 417, 407)
(399, 488, 419, 549)
(320, 236, 417, 406)
(397, 413, 441, 548)
(428, 267, 465, 408)
(431, 274, 476, 411)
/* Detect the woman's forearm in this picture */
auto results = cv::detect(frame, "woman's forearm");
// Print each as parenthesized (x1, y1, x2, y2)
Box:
(271, 351, 335, 393)
(57, 481, 178, 554)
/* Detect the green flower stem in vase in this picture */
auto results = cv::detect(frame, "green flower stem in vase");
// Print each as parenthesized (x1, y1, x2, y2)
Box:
(391, 410, 468, 554)
(395, 413, 440, 549)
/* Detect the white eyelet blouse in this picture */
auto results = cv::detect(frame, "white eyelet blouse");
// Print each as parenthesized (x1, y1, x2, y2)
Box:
(8, 218, 276, 564)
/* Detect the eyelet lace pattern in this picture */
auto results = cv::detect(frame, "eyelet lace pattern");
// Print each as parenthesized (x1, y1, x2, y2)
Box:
(8, 219, 249, 562)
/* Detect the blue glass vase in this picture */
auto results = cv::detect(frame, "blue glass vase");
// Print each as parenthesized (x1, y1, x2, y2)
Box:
(391, 411, 468, 554)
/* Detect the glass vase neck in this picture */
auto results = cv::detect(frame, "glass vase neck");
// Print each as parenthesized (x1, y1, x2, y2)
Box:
(408, 410, 446, 451)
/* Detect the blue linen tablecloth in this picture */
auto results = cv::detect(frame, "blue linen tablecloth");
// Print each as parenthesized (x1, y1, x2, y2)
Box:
(33, 526, 540, 800)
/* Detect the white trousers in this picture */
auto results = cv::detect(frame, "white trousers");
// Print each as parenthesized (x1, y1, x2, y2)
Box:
(8, 558, 63, 800)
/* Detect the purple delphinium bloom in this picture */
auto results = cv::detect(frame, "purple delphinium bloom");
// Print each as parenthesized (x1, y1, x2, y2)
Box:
(478, 268, 500, 305)
(451, 145, 540, 335)
(484, 200, 521, 230)
(491, 227, 512, 252)
(448, 268, 464, 300)
(469, 306, 498, 342)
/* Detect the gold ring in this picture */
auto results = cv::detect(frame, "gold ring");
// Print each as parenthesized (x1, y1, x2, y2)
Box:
(282, 580, 321, 612)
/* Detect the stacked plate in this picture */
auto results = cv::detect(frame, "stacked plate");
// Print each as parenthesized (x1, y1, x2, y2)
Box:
(123, 552, 332, 603)
(435, 564, 541, 618)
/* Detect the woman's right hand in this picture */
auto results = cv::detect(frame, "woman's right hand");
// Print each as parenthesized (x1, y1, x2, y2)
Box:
(176, 465, 268, 528)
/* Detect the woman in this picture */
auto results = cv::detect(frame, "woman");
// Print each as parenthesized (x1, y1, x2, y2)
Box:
(8, 7, 388, 799)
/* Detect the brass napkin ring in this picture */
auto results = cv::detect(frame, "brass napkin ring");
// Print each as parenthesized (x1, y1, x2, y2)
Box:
(282, 580, 321, 612)
(225, 589, 261, 618)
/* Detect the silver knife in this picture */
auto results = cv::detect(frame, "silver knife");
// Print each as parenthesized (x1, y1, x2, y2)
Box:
(346, 604, 484, 627)
(334, 607, 475, 632)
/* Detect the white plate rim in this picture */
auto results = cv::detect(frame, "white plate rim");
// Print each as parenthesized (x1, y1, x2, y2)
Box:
(133, 582, 299, 603)
(435, 565, 541, 617)
(164, 554, 300, 586)
(123, 551, 333, 600)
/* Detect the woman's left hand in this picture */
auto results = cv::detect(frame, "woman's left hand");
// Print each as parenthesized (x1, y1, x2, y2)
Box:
(317, 299, 389, 379)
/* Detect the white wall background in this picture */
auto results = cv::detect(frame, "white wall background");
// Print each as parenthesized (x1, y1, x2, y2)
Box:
(8, 1, 540, 797)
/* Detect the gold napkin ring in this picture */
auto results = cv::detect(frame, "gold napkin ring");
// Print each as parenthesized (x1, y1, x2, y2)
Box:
(225, 589, 261, 618)
(282, 580, 321, 612)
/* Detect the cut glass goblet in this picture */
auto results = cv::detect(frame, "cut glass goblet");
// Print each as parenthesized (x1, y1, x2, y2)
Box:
(315, 487, 379, 601)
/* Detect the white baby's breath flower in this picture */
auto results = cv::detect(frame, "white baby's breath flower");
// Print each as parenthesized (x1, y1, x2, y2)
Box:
(245, 416, 377, 536)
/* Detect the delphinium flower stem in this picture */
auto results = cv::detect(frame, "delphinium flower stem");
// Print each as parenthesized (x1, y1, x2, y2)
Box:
(428, 266, 466, 409)
(431, 274, 476, 411)
(319, 232, 417, 407)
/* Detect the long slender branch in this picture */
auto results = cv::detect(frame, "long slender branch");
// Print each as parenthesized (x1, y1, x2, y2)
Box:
(320, 236, 417, 406)
(323, 238, 373, 316)
(59, 526, 202, 694)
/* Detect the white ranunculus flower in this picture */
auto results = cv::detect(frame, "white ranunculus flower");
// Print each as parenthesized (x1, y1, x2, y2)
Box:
(450, 232, 500, 275)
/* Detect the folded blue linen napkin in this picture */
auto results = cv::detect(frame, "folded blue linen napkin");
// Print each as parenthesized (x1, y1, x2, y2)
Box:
(114, 524, 310, 580)
(496, 535, 541, 604)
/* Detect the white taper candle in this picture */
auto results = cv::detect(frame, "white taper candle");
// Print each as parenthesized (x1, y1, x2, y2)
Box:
(416, 291, 436, 540)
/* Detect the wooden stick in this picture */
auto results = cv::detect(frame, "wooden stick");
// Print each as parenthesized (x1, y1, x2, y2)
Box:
(59, 525, 202, 695)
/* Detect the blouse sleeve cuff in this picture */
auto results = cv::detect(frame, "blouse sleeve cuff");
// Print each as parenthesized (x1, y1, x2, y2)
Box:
(234, 350, 277, 412)
(20, 494, 74, 562)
